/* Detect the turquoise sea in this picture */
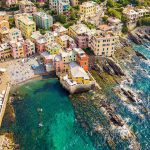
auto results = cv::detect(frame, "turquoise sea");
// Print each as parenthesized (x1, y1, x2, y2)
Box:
(1, 44, 150, 150)
(1, 79, 96, 150)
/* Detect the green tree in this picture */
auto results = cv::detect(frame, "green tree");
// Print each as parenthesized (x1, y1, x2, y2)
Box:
(57, 14, 67, 24)
(122, 25, 128, 34)
(108, 8, 122, 19)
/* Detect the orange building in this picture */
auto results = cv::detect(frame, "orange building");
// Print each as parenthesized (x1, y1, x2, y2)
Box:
(74, 48, 89, 71)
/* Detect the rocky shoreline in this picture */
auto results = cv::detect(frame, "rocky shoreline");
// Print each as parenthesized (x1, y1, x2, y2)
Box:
(69, 38, 148, 149)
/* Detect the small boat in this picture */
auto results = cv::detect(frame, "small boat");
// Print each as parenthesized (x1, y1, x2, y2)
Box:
(38, 123, 43, 127)
(37, 108, 43, 112)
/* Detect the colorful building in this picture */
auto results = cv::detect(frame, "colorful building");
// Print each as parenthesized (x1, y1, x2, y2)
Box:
(0, 12, 9, 21)
(68, 23, 95, 49)
(49, 0, 70, 14)
(68, 62, 90, 84)
(34, 12, 53, 30)
(70, 0, 78, 6)
(45, 31, 55, 44)
(9, 41, 25, 59)
(90, 31, 118, 57)
(35, 36, 47, 53)
(7, 28, 23, 42)
(0, 43, 11, 60)
(4, 0, 18, 7)
(56, 34, 76, 49)
(0, 21, 10, 42)
(73, 48, 89, 71)
(17, 16, 36, 39)
(23, 39, 35, 57)
(46, 42, 61, 55)
(52, 23, 68, 37)
(14, 13, 33, 29)
(19, 0, 37, 13)
(79, 1, 97, 18)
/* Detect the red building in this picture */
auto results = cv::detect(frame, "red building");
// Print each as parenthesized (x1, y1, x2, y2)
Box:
(74, 48, 89, 71)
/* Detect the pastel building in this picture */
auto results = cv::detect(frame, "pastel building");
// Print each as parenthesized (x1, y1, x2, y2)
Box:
(79, 1, 97, 18)
(23, 39, 35, 57)
(0, 12, 9, 21)
(73, 48, 89, 71)
(19, 0, 37, 13)
(68, 23, 95, 49)
(0, 43, 11, 60)
(35, 36, 47, 53)
(49, 0, 70, 14)
(9, 41, 25, 59)
(0, 20, 10, 42)
(123, 5, 149, 23)
(52, 23, 68, 37)
(54, 50, 76, 75)
(90, 31, 118, 57)
(5, 0, 18, 7)
(56, 35, 77, 49)
(31, 31, 42, 43)
(14, 13, 33, 28)
(68, 62, 90, 84)
(7, 28, 23, 42)
(46, 42, 61, 55)
(34, 12, 53, 30)
(70, 0, 78, 6)
(45, 31, 55, 44)
(17, 16, 36, 39)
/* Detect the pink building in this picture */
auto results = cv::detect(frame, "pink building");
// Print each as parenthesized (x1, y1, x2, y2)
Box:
(54, 55, 69, 75)
(35, 36, 47, 53)
(9, 41, 25, 59)
(23, 39, 35, 57)
(76, 35, 88, 49)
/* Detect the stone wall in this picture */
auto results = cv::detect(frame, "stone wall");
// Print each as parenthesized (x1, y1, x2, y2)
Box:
(60, 79, 95, 94)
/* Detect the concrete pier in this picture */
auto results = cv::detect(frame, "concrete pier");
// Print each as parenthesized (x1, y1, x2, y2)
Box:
(0, 83, 10, 127)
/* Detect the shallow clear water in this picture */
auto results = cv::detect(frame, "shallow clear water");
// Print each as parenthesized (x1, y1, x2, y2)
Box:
(2, 79, 96, 150)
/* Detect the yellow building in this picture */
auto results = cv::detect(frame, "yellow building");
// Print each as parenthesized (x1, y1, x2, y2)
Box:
(79, 1, 97, 19)
(14, 13, 33, 28)
(46, 42, 61, 55)
(0, 12, 9, 21)
(0, 20, 10, 41)
(68, 62, 90, 84)
(17, 16, 36, 39)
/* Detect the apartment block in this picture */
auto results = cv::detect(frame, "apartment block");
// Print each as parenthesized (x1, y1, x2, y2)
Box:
(73, 48, 89, 71)
(79, 1, 97, 18)
(56, 35, 76, 49)
(19, 0, 37, 13)
(34, 12, 53, 30)
(17, 16, 36, 39)
(23, 39, 35, 57)
(91, 31, 118, 57)
(9, 41, 25, 59)
(68, 23, 96, 49)
(49, 0, 70, 14)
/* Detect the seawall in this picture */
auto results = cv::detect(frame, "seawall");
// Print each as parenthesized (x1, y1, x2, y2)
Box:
(60, 79, 95, 94)
(0, 83, 10, 127)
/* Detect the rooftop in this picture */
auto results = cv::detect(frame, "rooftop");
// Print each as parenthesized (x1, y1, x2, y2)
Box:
(69, 62, 89, 79)
(70, 23, 90, 35)
(80, 1, 97, 7)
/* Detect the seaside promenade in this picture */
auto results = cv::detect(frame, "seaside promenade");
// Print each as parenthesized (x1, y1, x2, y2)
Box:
(0, 83, 10, 127)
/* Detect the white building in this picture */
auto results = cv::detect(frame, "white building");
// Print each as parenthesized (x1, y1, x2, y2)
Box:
(49, 0, 70, 14)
